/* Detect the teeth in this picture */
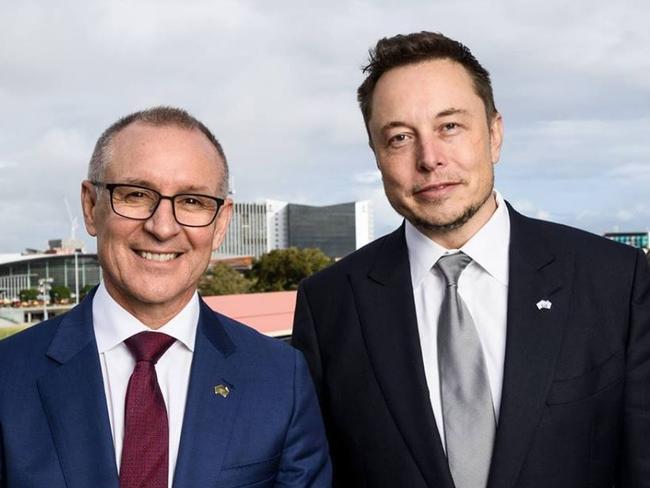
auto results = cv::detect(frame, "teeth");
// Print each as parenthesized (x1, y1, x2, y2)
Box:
(139, 251, 178, 262)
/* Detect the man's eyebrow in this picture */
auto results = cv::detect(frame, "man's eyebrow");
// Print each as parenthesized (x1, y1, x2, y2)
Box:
(115, 177, 153, 187)
(379, 121, 411, 133)
(435, 107, 470, 118)
(113, 178, 215, 194)
(379, 108, 471, 133)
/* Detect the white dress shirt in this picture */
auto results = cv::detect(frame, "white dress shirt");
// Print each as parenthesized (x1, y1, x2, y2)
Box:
(92, 283, 198, 487)
(406, 191, 510, 450)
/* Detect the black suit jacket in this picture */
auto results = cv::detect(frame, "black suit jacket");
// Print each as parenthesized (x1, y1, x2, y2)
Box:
(292, 205, 650, 487)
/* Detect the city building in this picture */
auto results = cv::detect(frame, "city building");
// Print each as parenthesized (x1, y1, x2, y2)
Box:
(604, 231, 649, 251)
(218, 200, 288, 259)
(0, 239, 101, 303)
(216, 199, 373, 259)
(287, 201, 373, 258)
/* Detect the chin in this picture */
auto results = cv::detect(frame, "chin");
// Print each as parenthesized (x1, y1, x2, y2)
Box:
(409, 204, 480, 232)
(122, 280, 178, 304)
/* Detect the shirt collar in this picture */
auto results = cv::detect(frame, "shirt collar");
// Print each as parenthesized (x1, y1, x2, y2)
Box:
(406, 190, 511, 288)
(92, 282, 199, 353)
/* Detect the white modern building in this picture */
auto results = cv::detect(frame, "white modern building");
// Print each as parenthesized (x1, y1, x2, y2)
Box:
(216, 199, 373, 259)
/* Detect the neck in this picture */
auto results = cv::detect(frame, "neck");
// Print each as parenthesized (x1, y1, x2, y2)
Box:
(103, 283, 194, 329)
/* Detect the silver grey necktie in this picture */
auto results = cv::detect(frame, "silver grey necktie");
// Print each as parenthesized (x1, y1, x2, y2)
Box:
(437, 252, 495, 488)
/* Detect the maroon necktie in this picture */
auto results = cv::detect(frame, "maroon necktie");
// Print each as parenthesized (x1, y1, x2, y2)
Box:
(120, 332, 176, 488)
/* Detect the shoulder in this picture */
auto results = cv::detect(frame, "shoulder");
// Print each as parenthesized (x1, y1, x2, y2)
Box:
(199, 302, 301, 370)
(0, 314, 64, 359)
(300, 227, 402, 289)
(0, 314, 66, 389)
(509, 204, 641, 271)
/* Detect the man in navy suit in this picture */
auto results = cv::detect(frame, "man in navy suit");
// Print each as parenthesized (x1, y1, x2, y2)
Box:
(0, 106, 331, 487)
(292, 32, 650, 487)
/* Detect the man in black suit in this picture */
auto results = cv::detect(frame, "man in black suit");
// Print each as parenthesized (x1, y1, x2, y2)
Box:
(292, 31, 650, 487)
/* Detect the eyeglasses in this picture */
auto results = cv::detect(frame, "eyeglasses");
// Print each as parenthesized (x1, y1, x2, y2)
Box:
(92, 182, 225, 227)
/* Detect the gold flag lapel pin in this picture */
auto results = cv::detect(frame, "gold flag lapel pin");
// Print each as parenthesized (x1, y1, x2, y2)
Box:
(214, 384, 230, 398)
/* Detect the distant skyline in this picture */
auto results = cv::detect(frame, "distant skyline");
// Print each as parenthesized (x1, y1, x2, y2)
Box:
(1, 0, 649, 252)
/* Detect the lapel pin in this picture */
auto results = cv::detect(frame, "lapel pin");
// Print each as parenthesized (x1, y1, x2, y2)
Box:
(214, 384, 230, 398)
(536, 299, 552, 311)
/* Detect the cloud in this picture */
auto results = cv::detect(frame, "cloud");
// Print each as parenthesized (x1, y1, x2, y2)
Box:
(354, 170, 382, 185)
(0, 160, 17, 170)
(616, 209, 634, 222)
(1, 0, 649, 251)
(510, 199, 552, 221)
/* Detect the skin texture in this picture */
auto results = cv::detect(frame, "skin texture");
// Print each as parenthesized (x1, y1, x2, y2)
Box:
(81, 122, 232, 328)
(368, 59, 504, 249)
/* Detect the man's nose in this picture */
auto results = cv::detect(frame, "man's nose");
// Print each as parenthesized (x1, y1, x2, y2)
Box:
(143, 198, 182, 240)
(416, 134, 446, 171)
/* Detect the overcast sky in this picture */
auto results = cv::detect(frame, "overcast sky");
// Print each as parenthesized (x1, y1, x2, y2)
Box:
(1, 0, 649, 253)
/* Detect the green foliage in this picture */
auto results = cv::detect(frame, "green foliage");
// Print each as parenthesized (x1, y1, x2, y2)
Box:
(250, 247, 332, 292)
(80, 284, 95, 299)
(50, 285, 71, 302)
(19, 288, 39, 302)
(199, 262, 252, 296)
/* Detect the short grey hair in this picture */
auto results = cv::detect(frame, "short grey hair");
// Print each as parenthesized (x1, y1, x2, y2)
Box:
(88, 106, 230, 196)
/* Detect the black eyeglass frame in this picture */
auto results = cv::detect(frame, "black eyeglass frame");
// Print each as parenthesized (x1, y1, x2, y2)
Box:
(92, 181, 225, 228)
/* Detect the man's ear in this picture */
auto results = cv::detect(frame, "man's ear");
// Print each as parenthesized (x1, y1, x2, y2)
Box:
(211, 198, 233, 252)
(489, 113, 504, 165)
(81, 180, 99, 237)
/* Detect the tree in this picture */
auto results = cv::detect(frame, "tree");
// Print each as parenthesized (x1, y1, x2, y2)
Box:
(251, 247, 332, 292)
(19, 288, 39, 302)
(79, 284, 95, 300)
(199, 262, 252, 296)
(50, 285, 71, 303)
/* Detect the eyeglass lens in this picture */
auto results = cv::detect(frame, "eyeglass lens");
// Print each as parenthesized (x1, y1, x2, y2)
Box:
(111, 185, 219, 226)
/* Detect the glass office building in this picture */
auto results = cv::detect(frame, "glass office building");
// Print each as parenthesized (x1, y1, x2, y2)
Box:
(604, 232, 649, 250)
(216, 199, 373, 259)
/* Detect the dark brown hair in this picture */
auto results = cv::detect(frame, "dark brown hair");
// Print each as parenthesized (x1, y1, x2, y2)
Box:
(88, 106, 229, 196)
(357, 32, 497, 132)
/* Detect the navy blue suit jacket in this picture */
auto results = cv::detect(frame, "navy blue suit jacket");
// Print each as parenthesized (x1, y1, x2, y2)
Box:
(0, 292, 331, 487)
(293, 205, 650, 487)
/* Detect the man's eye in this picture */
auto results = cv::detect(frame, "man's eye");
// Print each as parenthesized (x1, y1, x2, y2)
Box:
(442, 122, 459, 132)
(388, 134, 410, 147)
(178, 196, 214, 210)
(123, 191, 149, 201)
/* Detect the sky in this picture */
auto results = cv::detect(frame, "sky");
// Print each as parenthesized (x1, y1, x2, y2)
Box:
(1, 0, 649, 253)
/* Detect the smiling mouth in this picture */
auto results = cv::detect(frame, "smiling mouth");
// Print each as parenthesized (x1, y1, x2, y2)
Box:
(415, 182, 460, 194)
(136, 251, 181, 262)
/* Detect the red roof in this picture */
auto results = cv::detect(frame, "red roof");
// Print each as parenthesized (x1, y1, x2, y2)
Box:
(202, 291, 296, 337)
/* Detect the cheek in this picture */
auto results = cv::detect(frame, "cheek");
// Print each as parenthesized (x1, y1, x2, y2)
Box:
(96, 221, 137, 258)
(188, 230, 218, 258)
(380, 160, 410, 187)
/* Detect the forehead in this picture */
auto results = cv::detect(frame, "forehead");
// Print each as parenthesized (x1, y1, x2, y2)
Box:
(369, 59, 483, 125)
(106, 122, 224, 193)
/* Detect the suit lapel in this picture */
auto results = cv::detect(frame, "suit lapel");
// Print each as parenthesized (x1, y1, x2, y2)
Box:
(351, 225, 454, 488)
(488, 206, 573, 488)
(173, 299, 241, 488)
(38, 292, 119, 488)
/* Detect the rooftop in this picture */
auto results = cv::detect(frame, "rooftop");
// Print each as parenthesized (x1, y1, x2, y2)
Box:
(203, 290, 296, 337)
(0, 252, 96, 266)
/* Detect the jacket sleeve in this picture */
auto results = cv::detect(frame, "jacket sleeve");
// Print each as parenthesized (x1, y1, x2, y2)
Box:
(274, 347, 332, 487)
(620, 250, 650, 486)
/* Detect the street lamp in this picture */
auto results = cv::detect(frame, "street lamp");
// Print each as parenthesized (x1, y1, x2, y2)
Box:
(38, 277, 53, 321)
(74, 251, 80, 305)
